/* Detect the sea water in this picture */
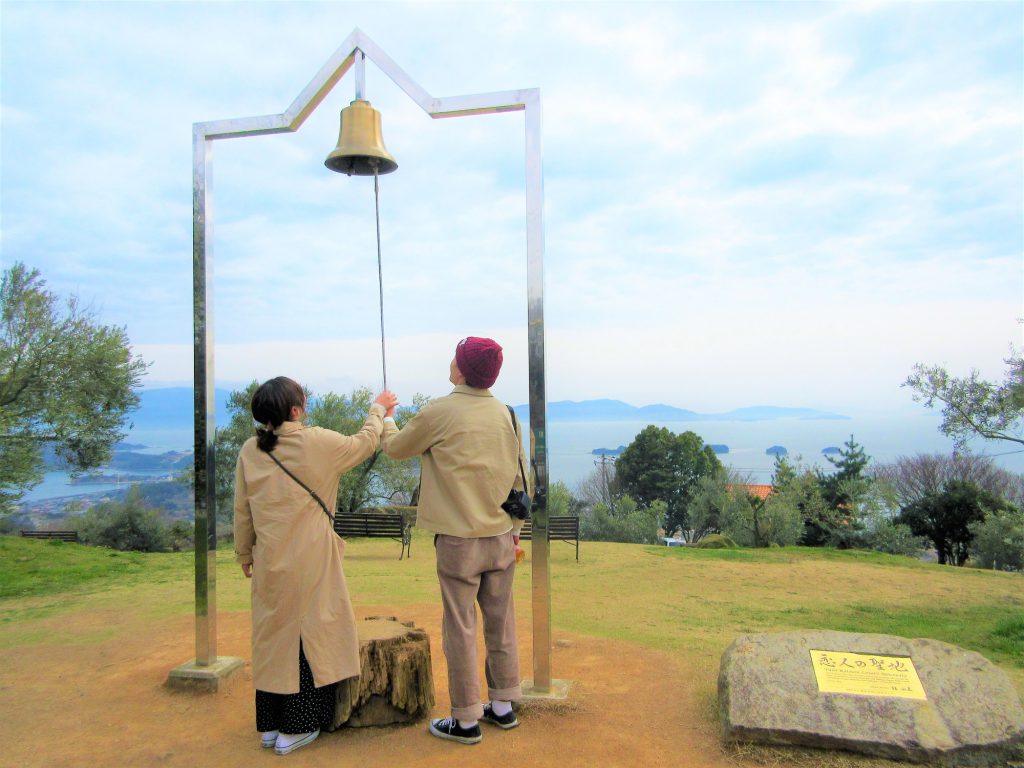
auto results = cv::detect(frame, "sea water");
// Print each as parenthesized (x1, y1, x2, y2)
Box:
(21, 414, 1024, 502)
(544, 411, 1024, 488)
(21, 427, 194, 502)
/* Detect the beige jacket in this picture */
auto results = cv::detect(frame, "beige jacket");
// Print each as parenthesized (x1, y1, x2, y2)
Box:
(382, 385, 530, 538)
(233, 404, 385, 693)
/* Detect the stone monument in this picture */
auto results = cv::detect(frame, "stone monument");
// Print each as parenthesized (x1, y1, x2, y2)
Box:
(719, 629, 1024, 767)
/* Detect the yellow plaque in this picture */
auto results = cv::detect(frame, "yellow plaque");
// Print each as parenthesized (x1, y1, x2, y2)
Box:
(809, 649, 927, 700)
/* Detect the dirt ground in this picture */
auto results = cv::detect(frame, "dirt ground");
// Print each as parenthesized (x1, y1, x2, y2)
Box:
(0, 600, 764, 768)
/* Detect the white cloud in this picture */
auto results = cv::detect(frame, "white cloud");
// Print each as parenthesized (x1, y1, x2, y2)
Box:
(4, 1, 1022, 417)
(137, 326, 532, 402)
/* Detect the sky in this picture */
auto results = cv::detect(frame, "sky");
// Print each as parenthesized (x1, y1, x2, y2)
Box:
(2, 1, 1022, 417)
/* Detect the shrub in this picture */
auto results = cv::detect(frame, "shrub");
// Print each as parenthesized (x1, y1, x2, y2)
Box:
(168, 520, 194, 552)
(694, 533, 738, 549)
(865, 519, 927, 557)
(685, 471, 729, 543)
(580, 496, 662, 544)
(721, 492, 803, 547)
(75, 485, 170, 552)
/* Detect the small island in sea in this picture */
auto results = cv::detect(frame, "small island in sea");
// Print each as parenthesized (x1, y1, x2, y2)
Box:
(592, 446, 626, 456)
(512, 399, 849, 423)
(821, 446, 841, 455)
(765, 445, 788, 456)
(708, 444, 729, 454)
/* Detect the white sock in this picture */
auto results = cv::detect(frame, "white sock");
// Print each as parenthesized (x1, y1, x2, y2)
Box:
(278, 730, 317, 745)
(458, 719, 478, 729)
(491, 700, 513, 717)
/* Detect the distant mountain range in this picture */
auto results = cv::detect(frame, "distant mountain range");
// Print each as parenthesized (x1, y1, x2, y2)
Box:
(123, 388, 847, 441)
(512, 399, 848, 422)
(35, 388, 848, 473)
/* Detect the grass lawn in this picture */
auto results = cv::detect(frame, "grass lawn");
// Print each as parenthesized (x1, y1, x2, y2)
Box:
(1, 531, 1020, 690)
(1, 532, 1021, 768)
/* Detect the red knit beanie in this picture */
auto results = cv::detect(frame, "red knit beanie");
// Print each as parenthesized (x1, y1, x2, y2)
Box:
(455, 337, 503, 389)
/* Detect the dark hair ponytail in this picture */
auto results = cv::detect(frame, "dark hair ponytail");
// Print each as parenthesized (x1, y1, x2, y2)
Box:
(251, 377, 305, 452)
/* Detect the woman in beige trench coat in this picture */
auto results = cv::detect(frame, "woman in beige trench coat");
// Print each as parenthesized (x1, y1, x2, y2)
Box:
(234, 377, 397, 755)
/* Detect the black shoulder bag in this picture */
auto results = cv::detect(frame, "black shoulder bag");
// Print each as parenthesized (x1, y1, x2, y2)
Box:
(500, 405, 532, 521)
(265, 451, 337, 530)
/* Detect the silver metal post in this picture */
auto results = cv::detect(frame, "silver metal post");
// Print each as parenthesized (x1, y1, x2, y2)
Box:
(524, 93, 551, 692)
(167, 127, 244, 690)
(192, 128, 217, 665)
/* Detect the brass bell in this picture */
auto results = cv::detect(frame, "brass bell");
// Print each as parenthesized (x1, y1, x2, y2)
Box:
(324, 99, 398, 176)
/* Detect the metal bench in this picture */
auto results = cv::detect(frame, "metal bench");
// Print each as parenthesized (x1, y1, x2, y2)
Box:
(519, 516, 580, 561)
(334, 511, 411, 560)
(20, 530, 79, 543)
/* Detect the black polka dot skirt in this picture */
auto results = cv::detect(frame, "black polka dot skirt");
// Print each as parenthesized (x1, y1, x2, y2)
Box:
(255, 641, 337, 734)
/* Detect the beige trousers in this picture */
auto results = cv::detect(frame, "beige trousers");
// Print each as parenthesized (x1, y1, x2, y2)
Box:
(435, 531, 522, 722)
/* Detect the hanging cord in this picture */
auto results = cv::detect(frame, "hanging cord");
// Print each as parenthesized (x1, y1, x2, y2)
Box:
(344, 163, 387, 515)
(374, 166, 387, 392)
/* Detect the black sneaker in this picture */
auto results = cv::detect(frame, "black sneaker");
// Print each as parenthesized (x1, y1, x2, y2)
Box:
(481, 703, 519, 730)
(429, 717, 482, 745)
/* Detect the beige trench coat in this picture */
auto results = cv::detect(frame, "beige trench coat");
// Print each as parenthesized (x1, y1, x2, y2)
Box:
(233, 406, 385, 694)
(382, 385, 531, 538)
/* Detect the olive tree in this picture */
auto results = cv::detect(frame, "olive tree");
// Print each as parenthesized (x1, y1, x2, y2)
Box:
(211, 382, 425, 522)
(905, 353, 1024, 449)
(0, 263, 146, 512)
(968, 508, 1024, 571)
(721, 483, 803, 548)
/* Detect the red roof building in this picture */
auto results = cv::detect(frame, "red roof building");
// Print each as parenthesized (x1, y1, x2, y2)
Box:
(727, 483, 774, 500)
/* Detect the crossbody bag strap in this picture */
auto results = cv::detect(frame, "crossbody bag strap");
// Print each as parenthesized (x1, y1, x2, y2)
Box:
(505, 405, 528, 491)
(266, 450, 335, 525)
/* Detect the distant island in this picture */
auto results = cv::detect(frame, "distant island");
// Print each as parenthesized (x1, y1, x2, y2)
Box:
(45, 446, 192, 473)
(708, 444, 730, 454)
(512, 399, 848, 423)
(766, 445, 788, 456)
(821, 446, 841, 455)
(116, 388, 847, 435)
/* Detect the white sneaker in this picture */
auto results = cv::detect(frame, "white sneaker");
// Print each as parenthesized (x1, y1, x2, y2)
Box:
(274, 729, 319, 755)
(261, 731, 279, 748)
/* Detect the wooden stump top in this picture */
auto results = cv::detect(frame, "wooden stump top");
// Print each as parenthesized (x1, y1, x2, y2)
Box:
(357, 617, 420, 643)
(332, 616, 435, 730)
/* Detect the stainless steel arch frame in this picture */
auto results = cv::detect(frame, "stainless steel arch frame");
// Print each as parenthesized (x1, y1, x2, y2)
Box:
(188, 28, 554, 691)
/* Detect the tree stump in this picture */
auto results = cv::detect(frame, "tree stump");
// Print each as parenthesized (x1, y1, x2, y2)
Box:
(330, 616, 435, 729)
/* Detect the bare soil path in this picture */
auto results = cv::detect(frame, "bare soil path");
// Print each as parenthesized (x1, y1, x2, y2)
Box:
(0, 601, 793, 768)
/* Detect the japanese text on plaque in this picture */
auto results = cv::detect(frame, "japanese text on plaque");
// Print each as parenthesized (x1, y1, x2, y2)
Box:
(809, 649, 926, 700)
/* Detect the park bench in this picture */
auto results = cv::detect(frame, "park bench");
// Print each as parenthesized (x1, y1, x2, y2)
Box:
(335, 511, 411, 560)
(20, 530, 79, 543)
(519, 516, 580, 561)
